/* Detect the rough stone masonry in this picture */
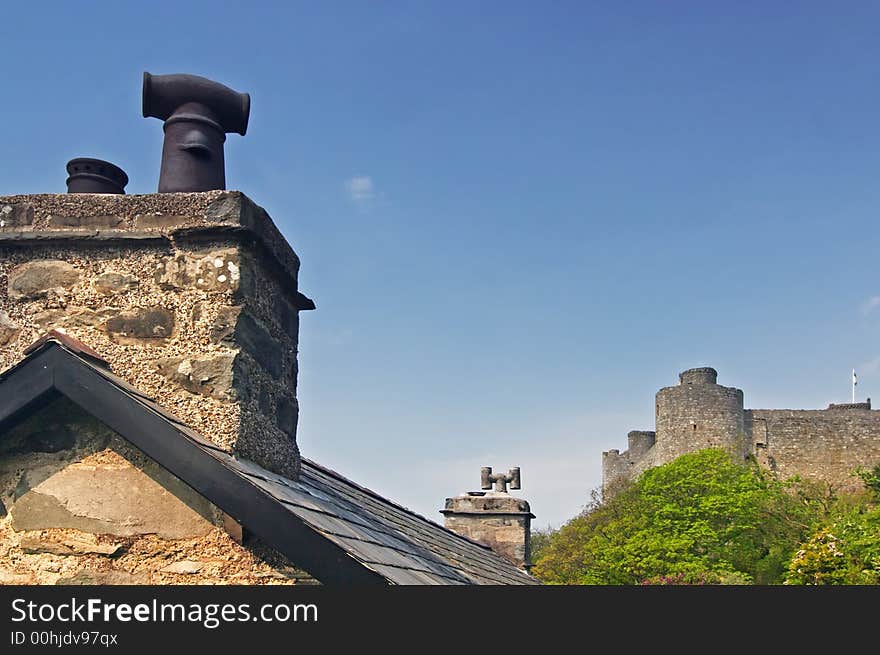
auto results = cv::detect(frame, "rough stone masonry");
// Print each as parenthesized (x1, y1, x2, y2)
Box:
(0, 395, 314, 585)
(0, 190, 313, 480)
(603, 367, 880, 496)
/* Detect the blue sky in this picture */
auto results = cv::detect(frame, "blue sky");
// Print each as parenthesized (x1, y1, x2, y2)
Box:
(2, 2, 880, 527)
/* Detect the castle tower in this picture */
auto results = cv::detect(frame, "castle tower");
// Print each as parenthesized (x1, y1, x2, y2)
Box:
(653, 367, 748, 463)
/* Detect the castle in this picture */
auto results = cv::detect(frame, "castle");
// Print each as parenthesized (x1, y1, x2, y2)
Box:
(602, 367, 880, 495)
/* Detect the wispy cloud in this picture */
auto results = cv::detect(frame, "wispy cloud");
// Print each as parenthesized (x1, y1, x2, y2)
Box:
(345, 175, 375, 207)
(860, 296, 880, 315)
(858, 356, 880, 375)
(316, 327, 354, 347)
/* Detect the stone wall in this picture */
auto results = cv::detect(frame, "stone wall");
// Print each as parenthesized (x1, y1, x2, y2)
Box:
(0, 191, 309, 479)
(626, 430, 656, 459)
(746, 408, 880, 492)
(0, 397, 315, 585)
(602, 432, 660, 496)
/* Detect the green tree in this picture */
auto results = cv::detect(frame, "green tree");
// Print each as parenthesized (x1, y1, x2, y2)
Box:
(529, 524, 558, 564)
(532, 449, 816, 584)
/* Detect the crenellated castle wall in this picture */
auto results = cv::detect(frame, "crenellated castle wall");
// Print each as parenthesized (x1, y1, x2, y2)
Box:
(602, 368, 880, 496)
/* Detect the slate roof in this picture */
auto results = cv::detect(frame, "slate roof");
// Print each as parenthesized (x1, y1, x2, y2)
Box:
(0, 335, 539, 585)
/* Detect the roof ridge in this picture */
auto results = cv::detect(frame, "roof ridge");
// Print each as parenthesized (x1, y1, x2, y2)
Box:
(23, 329, 110, 368)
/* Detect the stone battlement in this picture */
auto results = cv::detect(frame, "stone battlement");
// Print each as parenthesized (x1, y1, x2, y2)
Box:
(679, 367, 718, 385)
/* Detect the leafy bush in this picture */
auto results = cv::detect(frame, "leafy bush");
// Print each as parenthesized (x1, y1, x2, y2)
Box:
(532, 449, 816, 584)
(785, 507, 880, 585)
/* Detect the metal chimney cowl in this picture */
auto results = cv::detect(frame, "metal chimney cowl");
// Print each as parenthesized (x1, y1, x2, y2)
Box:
(142, 72, 250, 193)
(65, 158, 128, 194)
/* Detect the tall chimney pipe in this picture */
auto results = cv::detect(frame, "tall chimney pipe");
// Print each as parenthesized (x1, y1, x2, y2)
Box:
(142, 72, 250, 193)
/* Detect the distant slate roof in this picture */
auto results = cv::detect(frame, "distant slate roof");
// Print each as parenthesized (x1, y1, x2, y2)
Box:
(0, 335, 538, 585)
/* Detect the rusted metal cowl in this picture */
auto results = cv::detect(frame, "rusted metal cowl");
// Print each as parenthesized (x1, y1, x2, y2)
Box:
(142, 72, 250, 193)
(65, 158, 128, 194)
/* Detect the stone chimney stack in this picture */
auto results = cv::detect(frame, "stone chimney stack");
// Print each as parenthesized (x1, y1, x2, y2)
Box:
(0, 191, 313, 480)
(441, 467, 534, 570)
(0, 73, 313, 480)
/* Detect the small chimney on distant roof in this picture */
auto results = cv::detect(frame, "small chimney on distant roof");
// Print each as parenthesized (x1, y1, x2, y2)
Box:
(442, 466, 534, 570)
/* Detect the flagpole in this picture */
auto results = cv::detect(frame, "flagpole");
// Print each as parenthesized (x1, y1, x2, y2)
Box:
(853, 369, 857, 403)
